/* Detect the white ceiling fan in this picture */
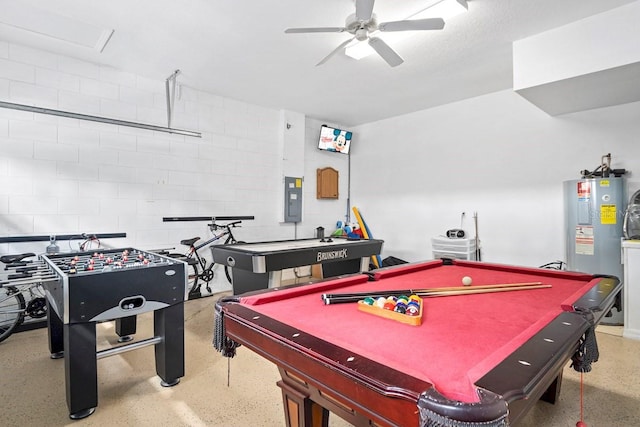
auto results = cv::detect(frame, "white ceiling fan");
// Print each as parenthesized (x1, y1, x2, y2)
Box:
(284, 0, 445, 67)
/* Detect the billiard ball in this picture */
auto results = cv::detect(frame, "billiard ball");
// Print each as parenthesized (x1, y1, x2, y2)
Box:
(405, 305, 420, 316)
(462, 276, 473, 286)
(394, 302, 407, 314)
(363, 297, 375, 305)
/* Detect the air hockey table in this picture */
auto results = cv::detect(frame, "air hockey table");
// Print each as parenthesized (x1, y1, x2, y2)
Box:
(211, 237, 383, 294)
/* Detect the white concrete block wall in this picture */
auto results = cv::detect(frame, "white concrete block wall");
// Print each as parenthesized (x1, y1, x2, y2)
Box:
(0, 41, 297, 293)
(0, 57, 34, 82)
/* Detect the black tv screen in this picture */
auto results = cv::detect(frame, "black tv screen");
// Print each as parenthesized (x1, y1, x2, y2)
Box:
(318, 125, 352, 154)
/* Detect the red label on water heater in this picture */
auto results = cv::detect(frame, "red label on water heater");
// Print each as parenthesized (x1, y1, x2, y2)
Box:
(577, 182, 591, 200)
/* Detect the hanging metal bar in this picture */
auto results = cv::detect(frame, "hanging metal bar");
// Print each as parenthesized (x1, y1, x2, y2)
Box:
(0, 232, 126, 244)
(165, 79, 172, 128)
(0, 101, 201, 138)
(165, 69, 180, 128)
(162, 216, 255, 222)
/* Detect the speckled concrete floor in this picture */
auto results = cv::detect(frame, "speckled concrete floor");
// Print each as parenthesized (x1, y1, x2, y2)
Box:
(1, 295, 639, 427)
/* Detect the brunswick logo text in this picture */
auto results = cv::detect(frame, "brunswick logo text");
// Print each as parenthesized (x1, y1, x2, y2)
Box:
(317, 249, 348, 262)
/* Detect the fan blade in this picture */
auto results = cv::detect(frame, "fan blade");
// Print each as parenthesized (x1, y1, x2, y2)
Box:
(355, 0, 375, 21)
(368, 37, 403, 67)
(316, 37, 355, 66)
(378, 17, 445, 32)
(285, 27, 346, 34)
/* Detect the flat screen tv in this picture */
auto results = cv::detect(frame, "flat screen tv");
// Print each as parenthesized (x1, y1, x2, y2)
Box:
(318, 124, 352, 155)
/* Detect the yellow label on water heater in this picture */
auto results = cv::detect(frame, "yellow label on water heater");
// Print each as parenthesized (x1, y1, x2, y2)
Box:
(600, 180, 610, 187)
(601, 205, 617, 224)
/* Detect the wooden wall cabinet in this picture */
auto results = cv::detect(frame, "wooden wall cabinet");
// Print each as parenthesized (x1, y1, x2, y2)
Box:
(317, 167, 339, 199)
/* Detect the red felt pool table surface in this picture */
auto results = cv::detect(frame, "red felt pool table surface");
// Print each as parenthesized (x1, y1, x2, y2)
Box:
(239, 260, 602, 403)
(218, 259, 621, 426)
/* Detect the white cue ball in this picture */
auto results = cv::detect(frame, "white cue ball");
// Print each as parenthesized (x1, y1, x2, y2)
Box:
(462, 276, 473, 286)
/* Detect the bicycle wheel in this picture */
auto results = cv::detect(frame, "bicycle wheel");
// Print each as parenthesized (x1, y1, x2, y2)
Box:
(224, 241, 246, 284)
(0, 286, 26, 343)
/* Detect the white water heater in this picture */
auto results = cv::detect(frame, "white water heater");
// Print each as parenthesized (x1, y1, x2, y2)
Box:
(564, 177, 626, 324)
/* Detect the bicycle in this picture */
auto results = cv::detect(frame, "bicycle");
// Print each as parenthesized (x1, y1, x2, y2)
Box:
(173, 220, 245, 300)
(0, 253, 49, 343)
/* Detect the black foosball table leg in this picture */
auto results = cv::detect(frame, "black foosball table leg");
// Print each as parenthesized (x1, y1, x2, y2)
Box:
(154, 302, 185, 387)
(46, 299, 64, 359)
(64, 322, 98, 419)
(115, 315, 137, 342)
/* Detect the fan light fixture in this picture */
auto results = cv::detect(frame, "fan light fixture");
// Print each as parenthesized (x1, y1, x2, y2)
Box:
(345, 0, 468, 61)
(345, 37, 376, 60)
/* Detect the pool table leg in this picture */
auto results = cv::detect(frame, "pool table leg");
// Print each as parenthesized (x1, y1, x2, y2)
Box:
(277, 379, 329, 427)
(540, 372, 563, 404)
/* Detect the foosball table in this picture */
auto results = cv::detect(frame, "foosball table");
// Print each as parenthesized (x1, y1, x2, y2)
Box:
(40, 248, 187, 419)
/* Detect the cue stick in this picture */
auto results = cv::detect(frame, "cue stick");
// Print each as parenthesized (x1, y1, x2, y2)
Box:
(418, 284, 550, 297)
(324, 283, 547, 300)
(323, 283, 550, 305)
(322, 282, 544, 302)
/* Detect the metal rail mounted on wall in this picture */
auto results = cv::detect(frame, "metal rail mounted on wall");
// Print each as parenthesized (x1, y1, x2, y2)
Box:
(0, 101, 201, 138)
(0, 232, 127, 244)
(162, 216, 255, 222)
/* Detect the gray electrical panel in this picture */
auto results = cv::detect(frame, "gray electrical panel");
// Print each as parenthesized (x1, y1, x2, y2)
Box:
(284, 176, 302, 223)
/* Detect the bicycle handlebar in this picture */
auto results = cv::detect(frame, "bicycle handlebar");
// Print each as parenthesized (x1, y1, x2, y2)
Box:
(194, 222, 239, 251)
(209, 220, 242, 230)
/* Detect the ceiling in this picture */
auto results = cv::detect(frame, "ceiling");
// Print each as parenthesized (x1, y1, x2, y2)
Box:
(0, 0, 636, 126)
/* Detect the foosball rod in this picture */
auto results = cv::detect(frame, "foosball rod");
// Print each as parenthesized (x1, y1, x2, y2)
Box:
(3, 264, 47, 274)
(2, 268, 54, 279)
(3, 260, 47, 268)
(1, 267, 56, 277)
(0, 275, 58, 287)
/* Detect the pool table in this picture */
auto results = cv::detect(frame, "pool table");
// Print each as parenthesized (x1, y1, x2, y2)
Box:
(214, 259, 621, 427)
